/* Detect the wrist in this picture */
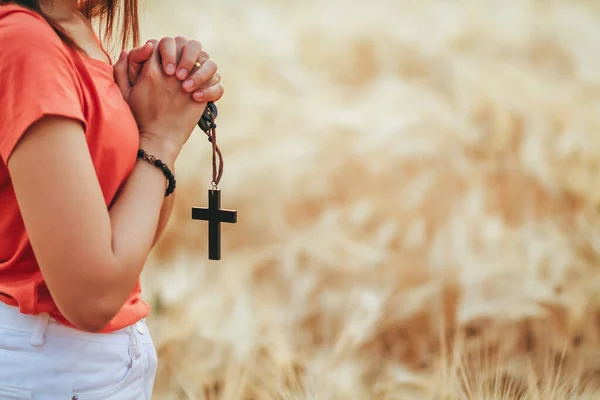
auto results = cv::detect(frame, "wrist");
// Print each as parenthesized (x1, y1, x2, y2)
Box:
(137, 148, 177, 197)
(138, 135, 179, 169)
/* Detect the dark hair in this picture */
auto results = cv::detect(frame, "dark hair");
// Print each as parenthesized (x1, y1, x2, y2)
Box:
(1, 0, 140, 51)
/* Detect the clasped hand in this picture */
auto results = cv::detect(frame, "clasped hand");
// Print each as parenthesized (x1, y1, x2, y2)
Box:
(112, 37, 223, 157)
(114, 37, 224, 103)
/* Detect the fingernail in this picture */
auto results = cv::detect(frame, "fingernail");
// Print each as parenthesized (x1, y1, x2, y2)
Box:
(182, 79, 194, 90)
(119, 50, 127, 60)
(193, 91, 204, 101)
(177, 68, 188, 80)
(166, 64, 175, 75)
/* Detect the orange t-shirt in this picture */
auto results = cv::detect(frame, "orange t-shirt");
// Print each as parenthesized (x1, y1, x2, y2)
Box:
(0, 5, 150, 333)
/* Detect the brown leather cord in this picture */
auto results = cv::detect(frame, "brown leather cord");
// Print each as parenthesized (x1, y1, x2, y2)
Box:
(204, 108, 223, 187)
(191, 101, 237, 261)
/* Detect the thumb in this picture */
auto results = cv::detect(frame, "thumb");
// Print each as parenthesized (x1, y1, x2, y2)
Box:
(113, 50, 131, 97)
(128, 40, 155, 84)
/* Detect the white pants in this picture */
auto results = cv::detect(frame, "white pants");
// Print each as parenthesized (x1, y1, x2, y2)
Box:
(0, 301, 158, 399)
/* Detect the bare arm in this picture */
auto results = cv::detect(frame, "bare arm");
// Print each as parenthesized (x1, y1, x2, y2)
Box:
(1, 15, 217, 332)
(153, 189, 175, 246)
(8, 116, 178, 332)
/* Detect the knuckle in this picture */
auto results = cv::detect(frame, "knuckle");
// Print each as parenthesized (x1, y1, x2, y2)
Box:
(199, 51, 210, 60)
(193, 61, 217, 81)
(185, 52, 198, 62)
(210, 73, 221, 85)
(189, 39, 203, 50)
(197, 72, 211, 82)
(158, 36, 175, 47)
(204, 60, 218, 72)
(211, 85, 224, 100)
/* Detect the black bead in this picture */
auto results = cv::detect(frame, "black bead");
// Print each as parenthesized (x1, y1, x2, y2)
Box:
(165, 179, 176, 196)
(138, 148, 176, 198)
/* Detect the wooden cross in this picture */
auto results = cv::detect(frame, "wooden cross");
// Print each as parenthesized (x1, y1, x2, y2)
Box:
(191, 189, 237, 260)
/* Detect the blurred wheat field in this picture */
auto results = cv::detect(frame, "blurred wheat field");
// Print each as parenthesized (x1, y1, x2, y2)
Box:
(131, 0, 600, 398)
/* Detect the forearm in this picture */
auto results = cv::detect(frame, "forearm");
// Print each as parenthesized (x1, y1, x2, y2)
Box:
(153, 191, 175, 246)
(104, 138, 178, 306)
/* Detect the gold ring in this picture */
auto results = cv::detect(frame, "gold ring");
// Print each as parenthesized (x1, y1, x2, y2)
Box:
(194, 61, 203, 69)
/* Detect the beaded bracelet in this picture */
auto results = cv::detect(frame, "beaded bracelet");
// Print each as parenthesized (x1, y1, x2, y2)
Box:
(137, 149, 176, 197)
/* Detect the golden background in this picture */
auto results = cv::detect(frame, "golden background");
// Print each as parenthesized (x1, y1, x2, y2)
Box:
(134, 0, 600, 398)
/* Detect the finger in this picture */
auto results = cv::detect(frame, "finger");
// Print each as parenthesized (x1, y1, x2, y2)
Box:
(113, 50, 131, 95)
(157, 37, 177, 75)
(127, 40, 155, 84)
(174, 35, 187, 64)
(140, 43, 163, 78)
(192, 83, 224, 103)
(175, 40, 205, 80)
(191, 73, 221, 103)
(198, 72, 221, 90)
(150, 43, 162, 71)
(128, 40, 155, 63)
(181, 59, 218, 93)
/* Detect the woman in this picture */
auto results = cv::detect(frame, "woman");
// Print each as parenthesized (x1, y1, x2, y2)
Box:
(0, 0, 223, 398)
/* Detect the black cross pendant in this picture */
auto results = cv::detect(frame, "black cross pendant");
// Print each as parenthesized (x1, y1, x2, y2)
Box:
(191, 189, 237, 260)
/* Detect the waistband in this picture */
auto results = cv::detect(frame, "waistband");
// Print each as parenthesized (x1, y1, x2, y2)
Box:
(0, 301, 152, 346)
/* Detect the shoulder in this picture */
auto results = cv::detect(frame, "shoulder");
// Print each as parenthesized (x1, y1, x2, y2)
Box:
(0, 4, 80, 86)
(0, 4, 69, 54)
(1, 4, 56, 31)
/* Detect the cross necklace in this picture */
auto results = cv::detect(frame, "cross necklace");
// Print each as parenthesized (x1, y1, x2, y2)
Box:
(191, 102, 237, 260)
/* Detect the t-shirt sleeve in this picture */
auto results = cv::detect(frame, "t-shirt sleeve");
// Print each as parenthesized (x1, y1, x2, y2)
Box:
(0, 9, 86, 162)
